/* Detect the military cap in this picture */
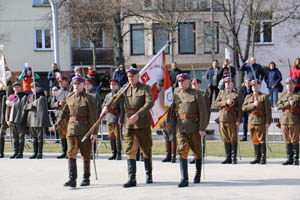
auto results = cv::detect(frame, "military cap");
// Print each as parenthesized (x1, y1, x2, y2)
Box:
(131, 63, 137, 68)
(84, 77, 94, 85)
(109, 79, 119, 84)
(30, 82, 40, 88)
(223, 77, 235, 83)
(12, 82, 21, 88)
(126, 68, 140, 75)
(285, 78, 296, 84)
(176, 73, 191, 80)
(72, 75, 85, 83)
(58, 76, 68, 82)
(251, 80, 262, 85)
(191, 79, 202, 84)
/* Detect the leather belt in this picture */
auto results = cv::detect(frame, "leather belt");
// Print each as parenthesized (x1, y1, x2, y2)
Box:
(284, 108, 300, 114)
(71, 116, 88, 121)
(178, 113, 198, 119)
(251, 110, 265, 117)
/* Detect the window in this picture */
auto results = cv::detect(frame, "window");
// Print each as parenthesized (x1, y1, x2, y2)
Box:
(34, 29, 52, 50)
(254, 20, 272, 44)
(143, 0, 157, 10)
(130, 24, 145, 55)
(153, 25, 169, 54)
(178, 23, 195, 54)
(33, 0, 50, 6)
(204, 22, 219, 54)
(163, 0, 198, 11)
(72, 31, 104, 49)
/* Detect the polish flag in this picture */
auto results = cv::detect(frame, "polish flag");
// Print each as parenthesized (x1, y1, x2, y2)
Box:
(0, 54, 12, 86)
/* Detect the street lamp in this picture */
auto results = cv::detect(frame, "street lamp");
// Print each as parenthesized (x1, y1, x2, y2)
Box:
(49, 0, 60, 69)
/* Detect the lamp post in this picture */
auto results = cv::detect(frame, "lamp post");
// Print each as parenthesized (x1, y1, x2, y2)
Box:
(49, 0, 60, 69)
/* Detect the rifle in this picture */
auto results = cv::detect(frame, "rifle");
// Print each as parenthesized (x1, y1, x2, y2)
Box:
(81, 83, 129, 142)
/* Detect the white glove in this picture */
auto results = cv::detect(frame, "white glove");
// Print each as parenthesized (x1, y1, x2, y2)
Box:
(6, 100, 12, 106)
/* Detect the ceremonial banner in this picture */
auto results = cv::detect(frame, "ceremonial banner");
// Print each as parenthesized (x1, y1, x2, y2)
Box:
(0, 55, 12, 86)
(139, 43, 173, 130)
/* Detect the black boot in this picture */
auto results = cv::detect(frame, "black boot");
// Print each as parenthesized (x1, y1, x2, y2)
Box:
(193, 159, 202, 183)
(162, 141, 171, 162)
(178, 159, 189, 187)
(116, 139, 122, 160)
(16, 141, 24, 159)
(37, 141, 43, 159)
(260, 143, 267, 165)
(171, 141, 177, 163)
(293, 144, 299, 165)
(190, 158, 195, 164)
(283, 144, 293, 165)
(140, 152, 144, 162)
(80, 160, 91, 186)
(108, 139, 117, 160)
(231, 143, 238, 164)
(64, 158, 77, 187)
(136, 148, 140, 161)
(29, 140, 38, 159)
(57, 139, 67, 159)
(123, 159, 137, 188)
(0, 137, 4, 158)
(250, 144, 261, 164)
(10, 140, 19, 159)
(144, 158, 153, 184)
(221, 143, 232, 164)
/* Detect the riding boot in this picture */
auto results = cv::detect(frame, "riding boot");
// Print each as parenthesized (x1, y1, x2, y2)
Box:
(116, 139, 122, 160)
(250, 144, 261, 164)
(162, 141, 171, 162)
(29, 139, 38, 159)
(140, 151, 144, 162)
(37, 141, 43, 159)
(178, 159, 189, 187)
(80, 160, 91, 186)
(293, 143, 299, 165)
(123, 159, 137, 188)
(0, 137, 5, 158)
(108, 139, 117, 160)
(221, 143, 232, 164)
(16, 141, 24, 159)
(260, 143, 267, 164)
(193, 159, 202, 183)
(282, 144, 293, 165)
(57, 139, 67, 159)
(10, 140, 18, 159)
(64, 158, 77, 187)
(136, 148, 140, 161)
(171, 141, 177, 163)
(144, 158, 153, 184)
(231, 143, 238, 164)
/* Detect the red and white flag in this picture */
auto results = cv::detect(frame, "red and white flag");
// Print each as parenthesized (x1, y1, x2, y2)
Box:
(139, 44, 173, 130)
(0, 54, 12, 86)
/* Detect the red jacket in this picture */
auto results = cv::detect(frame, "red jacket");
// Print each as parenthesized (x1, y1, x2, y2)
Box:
(289, 65, 300, 87)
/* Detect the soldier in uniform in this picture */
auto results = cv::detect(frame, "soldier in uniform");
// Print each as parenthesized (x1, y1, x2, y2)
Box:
(167, 73, 207, 187)
(215, 77, 242, 164)
(0, 87, 7, 158)
(6, 82, 28, 159)
(102, 79, 124, 160)
(55, 76, 97, 188)
(242, 80, 272, 164)
(26, 82, 51, 159)
(51, 76, 70, 159)
(101, 68, 154, 188)
(277, 78, 300, 165)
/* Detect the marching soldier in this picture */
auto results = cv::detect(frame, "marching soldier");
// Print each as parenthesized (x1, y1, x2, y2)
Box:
(167, 73, 207, 187)
(102, 79, 124, 160)
(0, 87, 7, 158)
(55, 76, 97, 188)
(6, 82, 28, 159)
(51, 76, 70, 159)
(26, 82, 51, 159)
(277, 78, 300, 165)
(215, 77, 242, 164)
(101, 68, 154, 188)
(242, 80, 272, 164)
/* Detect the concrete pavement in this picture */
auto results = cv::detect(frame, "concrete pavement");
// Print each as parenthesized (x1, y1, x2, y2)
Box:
(0, 153, 300, 200)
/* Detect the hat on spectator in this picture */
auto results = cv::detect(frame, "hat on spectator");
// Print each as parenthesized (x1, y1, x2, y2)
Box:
(12, 82, 21, 88)
(109, 79, 119, 85)
(58, 76, 68, 82)
(176, 73, 191, 81)
(30, 82, 40, 88)
(285, 78, 296, 84)
(126, 68, 140, 75)
(250, 80, 262, 85)
(131, 63, 137, 68)
(72, 75, 84, 83)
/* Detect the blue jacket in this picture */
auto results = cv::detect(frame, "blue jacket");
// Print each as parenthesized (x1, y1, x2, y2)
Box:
(264, 68, 282, 89)
(240, 63, 265, 81)
(113, 70, 128, 87)
(205, 67, 221, 87)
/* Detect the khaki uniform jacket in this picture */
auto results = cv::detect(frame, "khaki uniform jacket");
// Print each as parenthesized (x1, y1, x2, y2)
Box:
(215, 90, 242, 123)
(242, 92, 272, 125)
(277, 92, 300, 125)
(168, 87, 207, 133)
(106, 82, 154, 129)
(56, 91, 97, 136)
(200, 91, 210, 128)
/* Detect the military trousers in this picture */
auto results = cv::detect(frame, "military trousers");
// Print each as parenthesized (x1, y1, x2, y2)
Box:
(281, 124, 300, 144)
(29, 127, 44, 143)
(124, 127, 152, 160)
(219, 122, 237, 143)
(248, 124, 266, 144)
(66, 134, 91, 161)
(176, 131, 202, 159)
(162, 117, 176, 142)
(11, 124, 26, 144)
(107, 122, 122, 141)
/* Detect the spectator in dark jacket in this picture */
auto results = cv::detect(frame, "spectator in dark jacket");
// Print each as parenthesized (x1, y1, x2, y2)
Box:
(239, 78, 252, 141)
(264, 61, 282, 107)
(113, 64, 128, 87)
(169, 62, 182, 89)
(87, 66, 101, 88)
(240, 57, 265, 81)
(47, 63, 61, 91)
(205, 60, 221, 105)
(289, 58, 300, 93)
(218, 59, 236, 90)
